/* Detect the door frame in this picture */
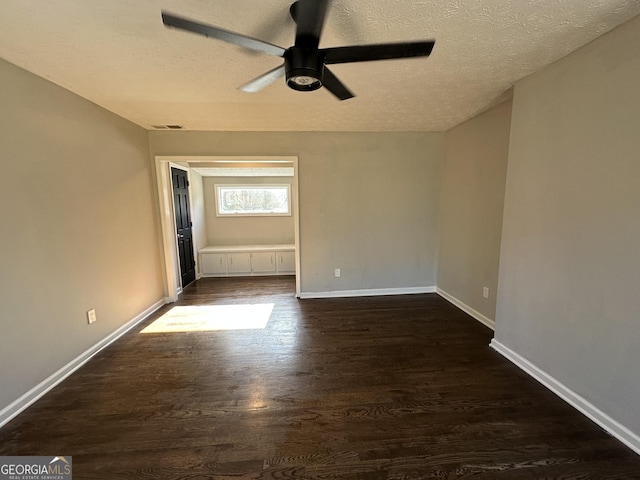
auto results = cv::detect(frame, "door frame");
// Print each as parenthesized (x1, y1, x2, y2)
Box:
(155, 155, 301, 302)
(157, 161, 192, 301)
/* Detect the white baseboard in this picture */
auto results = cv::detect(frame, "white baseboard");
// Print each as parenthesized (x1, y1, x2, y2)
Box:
(0, 299, 165, 429)
(490, 339, 640, 456)
(201, 272, 295, 278)
(299, 286, 436, 299)
(436, 288, 495, 330)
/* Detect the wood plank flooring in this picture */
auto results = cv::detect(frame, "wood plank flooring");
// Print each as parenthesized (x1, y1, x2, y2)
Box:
(1, 276, 639, 479)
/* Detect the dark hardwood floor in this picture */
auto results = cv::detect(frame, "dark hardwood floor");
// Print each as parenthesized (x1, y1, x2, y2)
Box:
(2, 276, 639, 479)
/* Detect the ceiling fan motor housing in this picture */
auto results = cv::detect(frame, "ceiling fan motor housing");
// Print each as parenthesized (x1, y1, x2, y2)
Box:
(285, 48, 325, 91)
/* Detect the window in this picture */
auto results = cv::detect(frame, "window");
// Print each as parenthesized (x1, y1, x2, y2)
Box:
(215, 184, 291, 216)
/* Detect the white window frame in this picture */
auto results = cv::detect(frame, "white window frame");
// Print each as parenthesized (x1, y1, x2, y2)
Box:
(215, 184, 292, 217)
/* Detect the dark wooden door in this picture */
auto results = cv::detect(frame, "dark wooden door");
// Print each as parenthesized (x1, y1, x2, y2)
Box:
(171, 167, 196, 288)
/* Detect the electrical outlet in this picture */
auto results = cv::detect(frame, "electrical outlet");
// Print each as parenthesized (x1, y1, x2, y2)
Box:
(334, 268, 341, 278)
(87, 308, 97, 324)
(483, 287, 490, 299)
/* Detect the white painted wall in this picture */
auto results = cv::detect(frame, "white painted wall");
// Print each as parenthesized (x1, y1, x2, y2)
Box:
(0, 58, 164, 415)
(149, 131, 444, 295)
(495, 15, 640, 438)
(438, 100, 512, 323)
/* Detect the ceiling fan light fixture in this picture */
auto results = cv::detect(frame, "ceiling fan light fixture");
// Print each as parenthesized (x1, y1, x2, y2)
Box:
(284, 48, 323, 92)
(287, 72, 322, 91)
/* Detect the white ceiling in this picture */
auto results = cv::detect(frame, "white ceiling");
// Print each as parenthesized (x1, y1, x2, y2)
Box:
(1, 1, 638, 132)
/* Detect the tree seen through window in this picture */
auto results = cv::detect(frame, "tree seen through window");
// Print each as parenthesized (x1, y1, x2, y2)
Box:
(216, 185, 290, 216)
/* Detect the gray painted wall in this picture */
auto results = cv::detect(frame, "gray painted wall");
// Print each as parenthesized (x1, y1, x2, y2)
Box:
(149, 131, 444, 294)
(438, 100, 512, 321)
(202, 176, 295, 246)
(495, 15, 640, 435)
(0, 59, 164, 411)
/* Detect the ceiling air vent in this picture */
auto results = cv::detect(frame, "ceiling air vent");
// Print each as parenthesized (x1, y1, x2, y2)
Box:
(151, 124, 184, 130)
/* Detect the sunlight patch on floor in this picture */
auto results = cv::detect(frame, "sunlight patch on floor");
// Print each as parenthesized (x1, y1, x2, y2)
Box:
(141, 304, 274, 333)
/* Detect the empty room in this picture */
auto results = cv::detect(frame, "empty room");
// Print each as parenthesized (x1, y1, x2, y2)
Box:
(1, 0, 639, 478)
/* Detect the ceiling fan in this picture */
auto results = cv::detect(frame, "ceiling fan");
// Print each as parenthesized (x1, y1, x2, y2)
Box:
(161, 0, 435, 100)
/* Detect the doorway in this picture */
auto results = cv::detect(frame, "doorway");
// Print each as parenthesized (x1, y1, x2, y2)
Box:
(155, 156, 300, 302)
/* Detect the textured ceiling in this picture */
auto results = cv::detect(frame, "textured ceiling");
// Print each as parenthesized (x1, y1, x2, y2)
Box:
(1, 1, 639, 132)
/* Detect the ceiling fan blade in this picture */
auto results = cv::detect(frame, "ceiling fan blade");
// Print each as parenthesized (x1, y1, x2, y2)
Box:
(291, 0, 330, 49)
(322, 41, 435, 64)
(239, 64, 286, 93)
(162, 12, 286, 57)
(322, 67, 355, 101)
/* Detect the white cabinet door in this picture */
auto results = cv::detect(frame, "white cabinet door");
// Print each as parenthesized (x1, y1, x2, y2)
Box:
(277, 251, 295, 273)
(199, 246, 294, 277)
(252, 252, 276, 273)
(227, 252, 252, 274)
(201, 253, 227, 275)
